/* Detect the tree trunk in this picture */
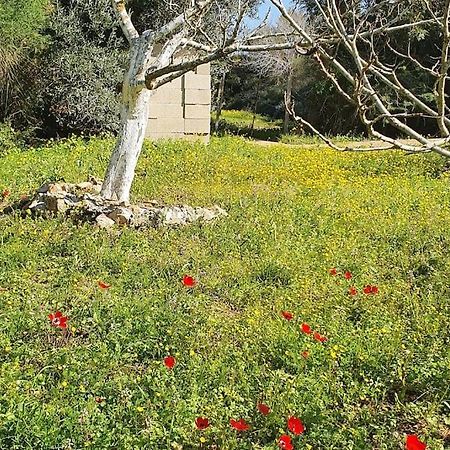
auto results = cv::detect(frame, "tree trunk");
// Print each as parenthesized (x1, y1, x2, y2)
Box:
(101, 46, 151, 203)
(284, 70, 293, 135)
(214, 71, 226, 133)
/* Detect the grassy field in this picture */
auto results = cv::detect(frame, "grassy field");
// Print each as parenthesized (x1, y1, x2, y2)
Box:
(215, 110, 282, 130)
(0, 136, 450, 449)
(213, 110, 362, 145)
(213, 110, 283, 141)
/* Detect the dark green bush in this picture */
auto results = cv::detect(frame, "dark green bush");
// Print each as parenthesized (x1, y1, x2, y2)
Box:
(27, 0, 126, 137)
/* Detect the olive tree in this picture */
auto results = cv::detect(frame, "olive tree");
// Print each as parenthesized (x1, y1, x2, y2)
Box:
(102, 0, 295, 202)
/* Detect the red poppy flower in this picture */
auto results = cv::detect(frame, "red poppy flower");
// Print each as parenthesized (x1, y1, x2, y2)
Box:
(282, 311, 294, 321)
(313, 331, 328, 343)
(48, 311, 68, 328)
(363, 285, 378, 294)
(257, 402, 270, 416)
(348, 286, 357, 296)
(301, 323, 312, 334)
(230, 418, 250, 431)
(182, 275, 197, 287)
(287, 416, 305, 435)
(278, 434, 294, 450)
(406, 435, 426, 450)
(1, 189, 10, 199)
(301, 350, 310, 359)
(164, 355, 176, 370)
(344, 271, 352, 280)
(329, 268, 337, 276)
(98, 280, 111, 289)
(195, 417, 210, 430)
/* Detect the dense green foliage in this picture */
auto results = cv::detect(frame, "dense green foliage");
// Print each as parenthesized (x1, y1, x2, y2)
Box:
(27, 0, 126, 137)
(220, 57, 364, 136)
(0, 0, 49, 120)
(1, 136, 449, 448)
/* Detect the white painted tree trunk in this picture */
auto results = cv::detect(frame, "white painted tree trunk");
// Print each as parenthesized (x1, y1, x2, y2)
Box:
(101, 46, 152, 203)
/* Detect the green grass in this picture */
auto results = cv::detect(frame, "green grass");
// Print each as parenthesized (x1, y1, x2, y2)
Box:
(213, 110, 283, 141)
(280, 133, 365, 146)
(0, 136, 450, 449)
(216, 110, 282, 130)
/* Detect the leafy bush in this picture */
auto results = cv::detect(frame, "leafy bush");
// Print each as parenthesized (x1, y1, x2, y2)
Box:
(34, 46, 125, 136)
(16, 0, 126, 137)
(0, 0, 49, 123)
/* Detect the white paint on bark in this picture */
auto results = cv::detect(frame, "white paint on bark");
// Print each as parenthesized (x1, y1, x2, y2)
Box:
(101, 43, 153, 202)
(102, 0, 293, 201)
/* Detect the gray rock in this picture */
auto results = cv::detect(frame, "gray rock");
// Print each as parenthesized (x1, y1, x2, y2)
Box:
(91, 184, 102, 195)
(48, 183, 66, 195)
(108, 207, 132, 225)
(23, 181, 228, 229)
(95, 214, 115, 229)
(163, 206, 188, 225)
(76, 181, 93, 191)
(37, 183, 50, 194)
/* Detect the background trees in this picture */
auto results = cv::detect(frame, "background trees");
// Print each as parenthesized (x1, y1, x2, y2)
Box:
(0, 0, 49, 123)
(245, 12, 305, 134)
(1, 0, 448, 146)
(0, 0, 188, 137)
(219, 0, 449, 140)
(271, 0, 450, 154)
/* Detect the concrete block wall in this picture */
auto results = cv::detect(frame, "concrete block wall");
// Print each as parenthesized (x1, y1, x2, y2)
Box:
(146, 62, 211, 142)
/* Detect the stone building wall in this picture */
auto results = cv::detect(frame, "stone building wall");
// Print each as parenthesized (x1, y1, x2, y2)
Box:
(146, 63, 211, 143)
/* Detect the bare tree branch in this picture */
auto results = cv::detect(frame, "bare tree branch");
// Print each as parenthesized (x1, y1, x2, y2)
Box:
(270, 0, 450, 159)
(111, 0, 139, 43)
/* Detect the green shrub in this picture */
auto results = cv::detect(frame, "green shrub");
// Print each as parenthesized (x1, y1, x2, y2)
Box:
(0, 0, 49, 123)
(20, 0, 126, 137)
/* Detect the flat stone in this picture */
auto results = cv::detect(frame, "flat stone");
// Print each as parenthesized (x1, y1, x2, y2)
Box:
(18, 181, 228, 229)
(28, 196, 46, 211)
(95, 214, 115, 229)
(91, 184, 102, 195)
(37, 183, 50, 193)
(76, 182, 93, 190)
(163, 206, 188, 225)
(56, 198, 68, 213)
(48, 183, 65, 194)
(108, 207, 132, 225)
(207, 205, 228, 219)
(63, 193, 79, 205)
(198, 208, 216, 221)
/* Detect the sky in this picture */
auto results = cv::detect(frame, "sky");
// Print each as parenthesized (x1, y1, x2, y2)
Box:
(245, 0, 294, 28)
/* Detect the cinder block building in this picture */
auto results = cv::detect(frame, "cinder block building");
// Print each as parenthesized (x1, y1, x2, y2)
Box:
(146, 63, 211, 143)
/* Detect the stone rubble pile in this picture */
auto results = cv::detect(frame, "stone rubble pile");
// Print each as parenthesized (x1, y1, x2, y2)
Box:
(19, 178, 227, 228)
